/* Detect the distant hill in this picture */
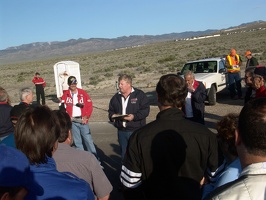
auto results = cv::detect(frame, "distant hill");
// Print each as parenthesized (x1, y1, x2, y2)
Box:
(0, 20, 265, 64)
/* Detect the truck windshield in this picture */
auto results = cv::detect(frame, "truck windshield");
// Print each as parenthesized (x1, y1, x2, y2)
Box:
(181, 61, 218, 74)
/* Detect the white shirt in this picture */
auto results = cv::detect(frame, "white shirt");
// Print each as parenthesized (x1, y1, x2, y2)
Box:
(185, 91, 193, 118)
(72, 92, 81, 117)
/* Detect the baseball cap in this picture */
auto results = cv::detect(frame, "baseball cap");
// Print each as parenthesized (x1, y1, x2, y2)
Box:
(0, 144, 43, 196)
(245, 51, 252, 57)
(254, 66, 266, 80)
(67, 76, 77, 85)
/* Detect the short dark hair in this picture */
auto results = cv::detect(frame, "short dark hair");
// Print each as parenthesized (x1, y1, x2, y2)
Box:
(156, 74, 187, 108)
(53, 110, 72, 143)
(238, 98, 266, 156)
(15, 106, 61, 164)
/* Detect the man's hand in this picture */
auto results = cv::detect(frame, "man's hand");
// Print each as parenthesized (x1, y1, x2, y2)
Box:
(124, 114, 134, 121)
(187, 85, 195, 93)
(82, 116, 89, 124)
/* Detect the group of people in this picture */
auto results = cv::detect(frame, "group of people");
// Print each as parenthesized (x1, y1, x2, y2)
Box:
(0, 76, 113, 199)
(1, 48, 266, 200)
(116, 73, 266, 200)
(225, 48, 260, 100)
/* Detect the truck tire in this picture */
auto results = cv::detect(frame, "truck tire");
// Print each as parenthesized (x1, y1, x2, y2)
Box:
(208, 84, 216, 105)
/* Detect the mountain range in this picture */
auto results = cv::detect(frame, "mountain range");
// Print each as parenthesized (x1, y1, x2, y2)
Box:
(0, 20, 265, 64)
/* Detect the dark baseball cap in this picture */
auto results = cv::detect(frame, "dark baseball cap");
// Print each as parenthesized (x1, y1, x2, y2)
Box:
(0, 144, 43, 196)
(67, 76, 77, 85)
(254, 66, 266, 79)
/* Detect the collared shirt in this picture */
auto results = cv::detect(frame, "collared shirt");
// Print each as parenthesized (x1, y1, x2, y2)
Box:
(53, 143, 113, 199)
(27, 156, 94, 200)
(185, 91, 193, 118)
(72, 92, 81, 117)
(120, 88, 135, 127)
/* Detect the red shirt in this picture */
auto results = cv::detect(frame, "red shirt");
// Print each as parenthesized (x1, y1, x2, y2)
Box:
(61, 88, 93, 120)
(256, 85, 266, 98)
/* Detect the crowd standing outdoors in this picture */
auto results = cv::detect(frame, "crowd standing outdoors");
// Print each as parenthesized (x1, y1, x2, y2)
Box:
(0, 47, 266, 200)
(121, 74, 218, 199)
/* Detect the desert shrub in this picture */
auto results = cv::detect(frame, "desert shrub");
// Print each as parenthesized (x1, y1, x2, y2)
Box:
(90, 76, 102, 86)
(157, 55, 176, 63)
(104, 72, 113, 77)
(124, 63, 135, 68)
(17, 76, 25, 82)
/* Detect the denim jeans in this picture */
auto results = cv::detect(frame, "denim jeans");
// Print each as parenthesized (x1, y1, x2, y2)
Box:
(228, 72, 242, 98)
(72, 122, 98, 158)
(118, 130, 133, 160)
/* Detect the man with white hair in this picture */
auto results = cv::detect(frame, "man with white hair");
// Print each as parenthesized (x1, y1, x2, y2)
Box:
(10, 87, 34, 124)
(183, 70, 206, 124)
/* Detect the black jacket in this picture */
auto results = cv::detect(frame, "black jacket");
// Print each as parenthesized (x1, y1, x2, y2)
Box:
(121, 108, 219, 200)
(108, 88, 150, 131)
(0, 103, 14, 137)
(182, 81, 207, 124)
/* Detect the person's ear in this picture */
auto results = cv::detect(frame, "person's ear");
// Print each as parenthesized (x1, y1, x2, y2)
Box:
(52, 141, 58, 154)
(235, 128, 241, 146)
(67, 130, 74, 145)
(1, 192, 10, 200)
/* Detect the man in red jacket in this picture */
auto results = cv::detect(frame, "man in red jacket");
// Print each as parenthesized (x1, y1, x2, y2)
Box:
(32, 72, 46, 105)
(60, 76, 99, 159)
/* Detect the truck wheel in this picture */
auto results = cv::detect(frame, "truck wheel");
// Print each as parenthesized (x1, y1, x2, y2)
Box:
(208, 84, 216, 105)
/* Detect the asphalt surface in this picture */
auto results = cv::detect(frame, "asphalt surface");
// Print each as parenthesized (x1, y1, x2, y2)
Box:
(90, 122, 124, 200)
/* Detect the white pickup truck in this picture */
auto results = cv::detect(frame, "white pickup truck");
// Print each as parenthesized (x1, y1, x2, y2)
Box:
(178, 57, 228, 105)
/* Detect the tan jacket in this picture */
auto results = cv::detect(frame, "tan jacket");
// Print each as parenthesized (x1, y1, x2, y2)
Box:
(205, 162, 266, 200)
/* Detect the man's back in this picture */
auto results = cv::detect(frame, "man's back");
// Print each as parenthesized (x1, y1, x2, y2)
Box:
(53, 143, 113, 199)
(27, 156, 94, 200)
(122, 108, 218, 200)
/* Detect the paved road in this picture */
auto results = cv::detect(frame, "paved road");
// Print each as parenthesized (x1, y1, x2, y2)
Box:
(90, 122, 124, 200)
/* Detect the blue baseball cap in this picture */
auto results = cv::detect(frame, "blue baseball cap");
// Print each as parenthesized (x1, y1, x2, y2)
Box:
(0, 144, 43, 196)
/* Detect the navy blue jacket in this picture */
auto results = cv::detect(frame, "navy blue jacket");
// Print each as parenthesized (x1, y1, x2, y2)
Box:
(0, 103, 14, 138)
(108, 88, 150, 131)
(182, 81, 206, 124)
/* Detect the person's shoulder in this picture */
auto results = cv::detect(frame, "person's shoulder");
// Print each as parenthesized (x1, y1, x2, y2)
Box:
(186, 120, 216, 138)
(204, 178, 239, 199)
(57, 144, 97, 161)
(133, 87, 145, 94)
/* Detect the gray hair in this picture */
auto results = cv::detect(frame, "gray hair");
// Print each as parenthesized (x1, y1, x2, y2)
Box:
(20, 87, 32, 101)
(184, 70, 195, 79)
(118, 74, 132, 86)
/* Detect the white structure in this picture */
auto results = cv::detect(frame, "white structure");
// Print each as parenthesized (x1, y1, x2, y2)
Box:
(53, 61, 82, 98)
